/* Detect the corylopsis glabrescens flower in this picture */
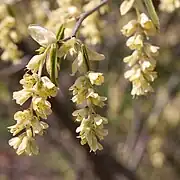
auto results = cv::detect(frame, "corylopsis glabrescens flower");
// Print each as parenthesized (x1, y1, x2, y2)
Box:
(70, 71, 108, 152)
(121, 13, 159, 96)
(9, 25, 59, 155)
(67, 40, 108, 152)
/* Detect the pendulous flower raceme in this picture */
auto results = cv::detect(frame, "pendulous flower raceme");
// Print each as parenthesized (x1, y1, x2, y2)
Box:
(7, 0, 161, 156)
(121, 12, 159, 97)
(70, 72, 108, 152)
(64, 37, 108, 152)
(8, 25, 60, 155)
(9, 14, 108, 154)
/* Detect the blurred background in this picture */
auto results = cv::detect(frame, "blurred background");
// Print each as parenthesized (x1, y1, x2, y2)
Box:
(0, 0, 180, 179)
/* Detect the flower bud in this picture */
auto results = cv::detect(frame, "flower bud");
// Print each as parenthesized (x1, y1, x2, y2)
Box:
(32, 97, 52, 119)
(13, 89, 32, 105)
(26, 53, 46, 73)
(16, 136, 28, 155)
(88, 72, 104, 85)
(140, 13, 157, 36)
(9, 136, 22, 149)
(126, 34, 143, 50)
(144, 43, 159, 57)
(121, 20, 138, 37)
(123, 50, 139, 67)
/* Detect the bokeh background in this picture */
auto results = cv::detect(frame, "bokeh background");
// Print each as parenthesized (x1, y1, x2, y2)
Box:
(0, 0, 180, 179)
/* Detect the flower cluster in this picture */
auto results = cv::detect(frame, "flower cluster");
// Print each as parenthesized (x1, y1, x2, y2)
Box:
(121, 13, 159, 96)
(70, 72, 108, 152)
(58, 37, 108, 151)
(0, 4, 22, 63)
(8, 25, 59, 155)
(9, 70, 58, 155)
(8, 0, 109, 155)
(159, 0, 180, 12)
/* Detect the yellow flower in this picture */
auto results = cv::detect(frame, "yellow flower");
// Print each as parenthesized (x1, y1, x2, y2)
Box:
(71, 51, 86, 75)
(25, 138, 39, 156)
(144, 44, 159, 57)
(8, 110, 32, 136)
(131, 78, 154, 96)
(13, 89, 32, 105)
(14, 136, 39, 156)
(126, 34, 143, 50)
(87, 133, 102, 152)
(14, 110, 32, 125)
(76, 116, 106, 152)
(20, 73, 37, 89)
(139, 13, 157, 36)
(69, 76, 87, 93)
(72, 108, 88, 122)
(88, 72, 104, 85)
(33, 76, 58, 98)
(58, 37, 77, 58)
(139, 58, 156, 72)
(26, 53, 46, 73)
(140, 13, 154, 29)
(86, 88, 107, 107)
(123, 50, 139, 67)
(9, 136, 23, 150)
(16, 136, 29, 155)
(121, 20, 138, 37)
(124, 65, 141, 81)
(69, 76, 89, 104)
(26, 128, 33, 138)
(41, 76, 58, 97)
(32, 97, 52, 119)
(8, 124, 24, 136)
(94, 115, 108, 126)
(144, 71, 157, 82)
(71, 90, 87, 104)
(31, 116, 49, 134)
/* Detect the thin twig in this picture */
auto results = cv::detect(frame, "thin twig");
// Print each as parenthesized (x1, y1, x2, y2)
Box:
(63, 0, 109, 41)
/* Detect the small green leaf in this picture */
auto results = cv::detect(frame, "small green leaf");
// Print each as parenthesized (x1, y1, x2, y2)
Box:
(36, 47, 46, 54)
(46, 44, 58, 85)
(72, 51, 86, 75)
(28, 24, 56, 47)
(120, 0, 135, 15)
(81, 44, 90, 72)
(56, 24, 65, 41)
(71, 44, 91, 75)
(144, 0, 160, 30)
(86, 46, 105, 61)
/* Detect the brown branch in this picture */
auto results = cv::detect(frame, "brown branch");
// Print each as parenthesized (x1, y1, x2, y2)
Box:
(63, 0, 109, 41)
